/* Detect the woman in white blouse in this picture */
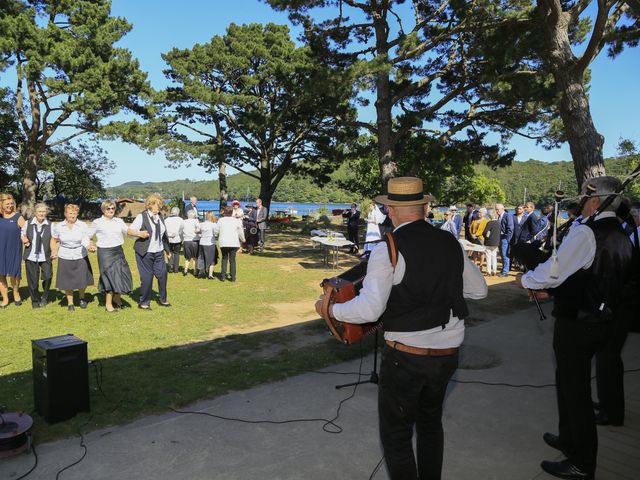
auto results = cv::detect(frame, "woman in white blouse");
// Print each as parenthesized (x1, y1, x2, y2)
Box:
(89, 200, 133, 312)
(197, 212, 219, 279)
(181, 209, 201, 276)
(216, 206, 245, 282)
(164, 207, 184, 274)
(51, 204, 94, 311)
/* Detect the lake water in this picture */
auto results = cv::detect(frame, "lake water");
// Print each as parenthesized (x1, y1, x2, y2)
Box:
(190, 200, 352, 216)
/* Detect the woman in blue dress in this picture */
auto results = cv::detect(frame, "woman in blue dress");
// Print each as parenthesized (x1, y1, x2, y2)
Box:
(0, 193, 26, 308)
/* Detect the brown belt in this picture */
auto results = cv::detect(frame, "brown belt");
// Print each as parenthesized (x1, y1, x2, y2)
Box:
(386, 340, 458, 357)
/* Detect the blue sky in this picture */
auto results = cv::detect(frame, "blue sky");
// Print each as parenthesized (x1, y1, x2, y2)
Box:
(8, 0, 640, 186)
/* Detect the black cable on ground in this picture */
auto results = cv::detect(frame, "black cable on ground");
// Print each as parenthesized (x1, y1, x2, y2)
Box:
(368, 455, 385, 480)
(14, 444, 37, 480)
(170, 342, 367, 435)
(55, 433, 87, 480)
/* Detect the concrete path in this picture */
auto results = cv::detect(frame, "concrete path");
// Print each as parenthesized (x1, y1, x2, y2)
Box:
(2, 302, 639, 480)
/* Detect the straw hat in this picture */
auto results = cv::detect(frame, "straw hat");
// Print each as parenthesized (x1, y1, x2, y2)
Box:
(375, 177, 434, 206)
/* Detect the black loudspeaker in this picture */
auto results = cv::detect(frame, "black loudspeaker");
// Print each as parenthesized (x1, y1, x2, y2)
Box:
(32, 334, 90, 423)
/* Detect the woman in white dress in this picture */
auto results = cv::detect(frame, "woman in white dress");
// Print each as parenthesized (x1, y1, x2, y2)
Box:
(89, 200, 133, 312)
(363, 202, 385, 253)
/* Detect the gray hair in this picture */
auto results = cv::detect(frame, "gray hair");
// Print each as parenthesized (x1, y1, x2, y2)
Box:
(582, 176, 622, 213)
(187, 209, 197, 219)
(170, 207, 180, 217)
(34, 202, 49, 213)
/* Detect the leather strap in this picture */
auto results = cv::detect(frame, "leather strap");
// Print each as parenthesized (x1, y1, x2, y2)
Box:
(386, 340, 458, 357)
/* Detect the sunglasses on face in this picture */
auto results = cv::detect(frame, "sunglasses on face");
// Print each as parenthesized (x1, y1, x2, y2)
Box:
(105, 207, 115, 211)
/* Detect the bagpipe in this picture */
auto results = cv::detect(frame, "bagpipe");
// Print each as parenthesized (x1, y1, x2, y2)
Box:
(318, 233, 397, 344)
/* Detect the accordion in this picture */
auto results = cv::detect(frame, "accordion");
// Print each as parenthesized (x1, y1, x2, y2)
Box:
(319, 232, 397, 344)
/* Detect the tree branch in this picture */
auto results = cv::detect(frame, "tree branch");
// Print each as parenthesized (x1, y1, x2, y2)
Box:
(48, 130, 88, 148)
(575, 0, 618, 72)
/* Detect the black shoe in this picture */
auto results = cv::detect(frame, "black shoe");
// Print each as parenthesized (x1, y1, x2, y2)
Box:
(540, 460, 593, 480)
(14, 300, 22, 306)
(158, 302, 172, 307)
(68, 305, 76, 312)
(230, 278, 236, 282)
(138, 304, 152, 311)
(595, 410, 623, 426)
(32, 303, 41, 309)
(79, 300, 88, 309)
(40, 299, 48, 307)
(592, 401, 600, 411)
(543, 432, 568, 456)
(498, 272, 509, 277)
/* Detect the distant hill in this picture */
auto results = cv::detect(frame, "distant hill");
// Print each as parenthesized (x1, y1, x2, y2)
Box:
(107, 156, 636, 206)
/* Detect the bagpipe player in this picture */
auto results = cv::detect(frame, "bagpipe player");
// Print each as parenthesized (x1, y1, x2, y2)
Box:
(515, 175, 636, 480)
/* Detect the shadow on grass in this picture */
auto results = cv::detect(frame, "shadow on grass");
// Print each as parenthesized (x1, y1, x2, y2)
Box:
(0, 319, 376, 445)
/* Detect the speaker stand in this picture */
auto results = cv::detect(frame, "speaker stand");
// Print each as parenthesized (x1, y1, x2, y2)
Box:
(335, 329, 380, 389)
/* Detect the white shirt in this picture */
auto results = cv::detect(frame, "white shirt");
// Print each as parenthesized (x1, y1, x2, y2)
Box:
(216, 216, 245, 248)
(520, 212, 615, 290)
(90, 216, 128, 248)
(52, 220, 91, 260)
(182, 218, 201, 242)
(199, 221, 218, 246)
(165, 216, 184, 244)
(333, 221, 487, 348)
(130, 211, 166, 254)
(232, 207, 244, 219)
(21, 218, 50, 262)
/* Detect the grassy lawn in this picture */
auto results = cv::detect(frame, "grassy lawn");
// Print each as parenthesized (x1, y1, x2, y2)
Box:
(1, 224, 372, 443)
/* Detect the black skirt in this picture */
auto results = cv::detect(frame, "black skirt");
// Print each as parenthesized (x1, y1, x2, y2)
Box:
(56, 257, 94, 291)
(197, 244, 217, 271)
(97, 246, 133, 294)
(183, 240, 199, 260)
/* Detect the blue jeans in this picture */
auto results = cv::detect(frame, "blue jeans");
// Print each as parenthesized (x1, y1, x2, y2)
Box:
(500, 238, 510, 273)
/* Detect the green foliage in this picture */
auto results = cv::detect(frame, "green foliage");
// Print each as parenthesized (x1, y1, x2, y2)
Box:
(114, 22, 357, 208)
(1, 0, 150, 212)
(38, 141, 115, 200)
(0, 87, 21, 195)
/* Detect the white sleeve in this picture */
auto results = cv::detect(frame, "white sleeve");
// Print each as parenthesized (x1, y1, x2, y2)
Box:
(462, 248, 487, 299)
(80, 223, 91, 248)
(51, 223, 60, 240)
(521, 225, 596, 290)
(130, 214, 143, 232)
(88, 220, 98, 239)
(332, 243, 394, 324)
(21, 223, 29, 237)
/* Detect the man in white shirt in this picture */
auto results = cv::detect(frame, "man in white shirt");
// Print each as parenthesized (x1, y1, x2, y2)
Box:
(315, 177, 486, 480)
(516, 176, 635, 480)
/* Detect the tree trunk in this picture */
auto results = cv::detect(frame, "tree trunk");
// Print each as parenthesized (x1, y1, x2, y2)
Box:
(20, 148, 39, 218)
(555, 71, 606, 187)
(373, 15, 397, 193)
(218, 160, 228, 209)
(538, 4, 606, 189)
(259, 158, 272, 214)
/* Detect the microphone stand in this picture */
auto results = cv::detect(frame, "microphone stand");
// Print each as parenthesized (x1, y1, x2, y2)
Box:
(336, 329, 380, 389)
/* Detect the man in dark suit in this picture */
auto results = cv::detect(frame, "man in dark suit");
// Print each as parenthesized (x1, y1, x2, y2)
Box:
(462, 203, 475, 240)
(342, 203, 360, 253)
(495, 203, 514, 277)
(184, 196, 198, 219)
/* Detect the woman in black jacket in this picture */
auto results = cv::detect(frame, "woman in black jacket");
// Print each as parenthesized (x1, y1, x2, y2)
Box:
(483, 215, 501, 276)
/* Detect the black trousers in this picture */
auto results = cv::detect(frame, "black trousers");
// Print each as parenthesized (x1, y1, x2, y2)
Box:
(553, 317, 610, 474)
(220, 247, 237, 280)
(347, 226, 359, 250)
(595, 314, 630, 424)
(135, 251, 167, 306)
(378, 345, 458, 480)
(25, 260, 52, 305)
(168, 243, 181, 272)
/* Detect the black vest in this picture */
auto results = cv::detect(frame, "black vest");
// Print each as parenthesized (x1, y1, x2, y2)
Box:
(553, 217, 634, 322)
(133, 212, 170, 256)
(23, 221, 52, 261)
(381, 220, 468, 332)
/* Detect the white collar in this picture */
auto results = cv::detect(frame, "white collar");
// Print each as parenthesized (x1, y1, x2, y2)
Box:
(30, 217, 49, 226)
